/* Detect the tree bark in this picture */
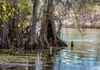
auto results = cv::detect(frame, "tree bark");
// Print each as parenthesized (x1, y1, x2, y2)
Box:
(27, 0, 39, 49)
(40, 0, 58, 47)
(40, 0, 67, 47)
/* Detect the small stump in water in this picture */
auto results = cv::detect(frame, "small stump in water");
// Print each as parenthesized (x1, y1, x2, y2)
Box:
(71, 41, 74, 50)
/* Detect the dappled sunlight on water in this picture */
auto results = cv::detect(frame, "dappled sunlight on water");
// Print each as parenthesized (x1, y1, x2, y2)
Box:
(0, 28, 100, 70)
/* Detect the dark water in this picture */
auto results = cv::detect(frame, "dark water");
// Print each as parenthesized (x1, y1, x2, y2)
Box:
(0, 28, 100, 70)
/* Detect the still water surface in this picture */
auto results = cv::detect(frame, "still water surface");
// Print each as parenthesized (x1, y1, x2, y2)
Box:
(0, 28, 100, 70)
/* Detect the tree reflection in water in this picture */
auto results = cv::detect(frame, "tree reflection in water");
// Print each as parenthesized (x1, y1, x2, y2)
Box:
(35, 52, 42, 70)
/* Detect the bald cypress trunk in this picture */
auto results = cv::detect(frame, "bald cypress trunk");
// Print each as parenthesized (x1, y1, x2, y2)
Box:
(40, 0, 67, 47)
(27, 0, 39, 49)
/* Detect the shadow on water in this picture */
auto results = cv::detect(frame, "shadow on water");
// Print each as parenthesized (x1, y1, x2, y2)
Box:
(0, 49, 57, 70)
(0, 28, 100, 70)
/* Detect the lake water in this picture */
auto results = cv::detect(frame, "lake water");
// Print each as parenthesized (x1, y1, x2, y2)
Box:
(0, 28, 100, 70)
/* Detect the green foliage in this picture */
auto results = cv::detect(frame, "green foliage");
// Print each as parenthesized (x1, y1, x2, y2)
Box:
(0, 0, 32, 24)
(0, 1, 15, 24)
(19, 0, 32, 20)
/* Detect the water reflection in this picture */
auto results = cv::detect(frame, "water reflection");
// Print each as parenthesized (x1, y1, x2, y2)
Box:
(0, 28, 100, 70)
(35, 53, 42, 70)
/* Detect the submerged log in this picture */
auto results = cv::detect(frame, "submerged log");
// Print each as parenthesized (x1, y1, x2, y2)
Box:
(56, 37, 68, 47)
(0, 63, 34, 68)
